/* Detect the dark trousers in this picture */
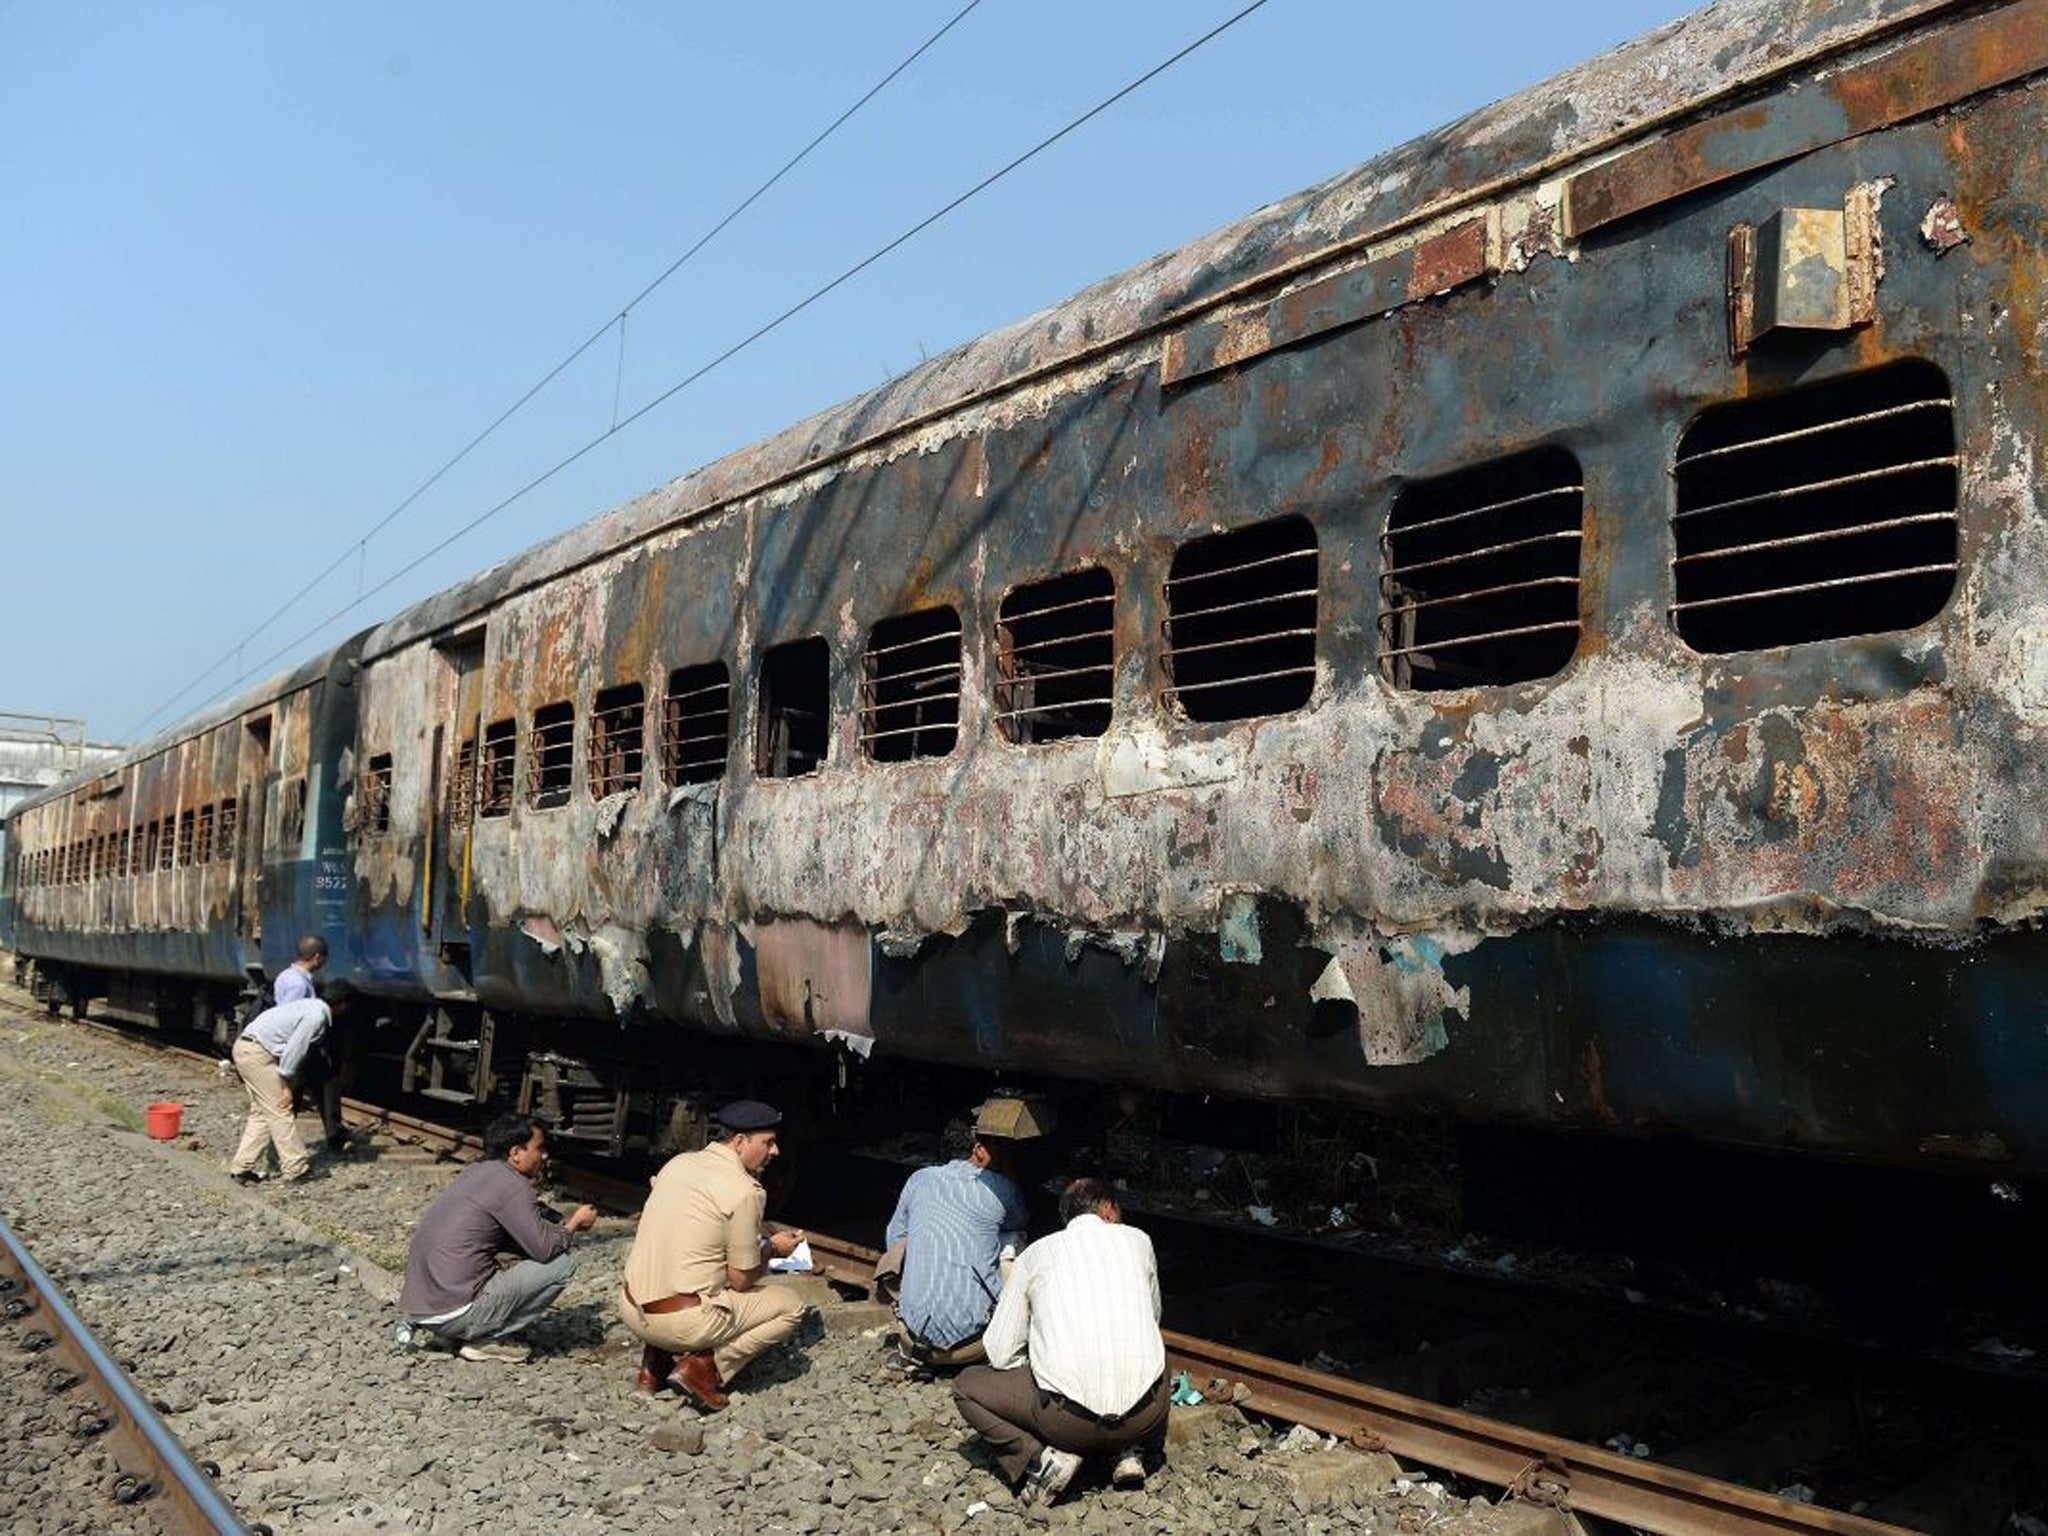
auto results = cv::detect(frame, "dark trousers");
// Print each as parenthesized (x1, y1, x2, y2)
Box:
(952, 1365, 1169, 1485)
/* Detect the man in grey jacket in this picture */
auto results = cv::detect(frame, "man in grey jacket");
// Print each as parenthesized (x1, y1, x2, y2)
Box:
(397, 1114, 597, 1363)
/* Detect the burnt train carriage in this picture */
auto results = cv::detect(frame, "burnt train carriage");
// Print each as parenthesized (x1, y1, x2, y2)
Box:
(5, 642, 365, 1030)
(7, 0, 2048, 1171)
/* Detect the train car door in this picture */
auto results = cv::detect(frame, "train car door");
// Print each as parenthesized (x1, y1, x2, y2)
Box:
(234, 714, 272, 944)
(427, 633, 486, 969)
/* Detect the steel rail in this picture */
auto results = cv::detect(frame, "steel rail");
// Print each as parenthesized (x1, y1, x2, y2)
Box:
(0, 1213, 250, 1535)
(792, 1230, 1922, 1536)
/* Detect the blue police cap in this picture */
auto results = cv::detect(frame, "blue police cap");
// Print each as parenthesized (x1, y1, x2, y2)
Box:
(717, 1100, 783, 1132)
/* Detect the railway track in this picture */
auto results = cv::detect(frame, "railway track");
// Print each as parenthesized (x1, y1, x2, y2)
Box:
(0, 1211, 249, 1535)
(11, 994, 1972, 1536)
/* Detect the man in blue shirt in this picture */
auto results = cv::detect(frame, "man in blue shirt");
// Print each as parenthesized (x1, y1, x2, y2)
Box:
(271, 934, 327, 1005)
(227, 996, 332, 1184)
(883, 1099, 1038, 1370)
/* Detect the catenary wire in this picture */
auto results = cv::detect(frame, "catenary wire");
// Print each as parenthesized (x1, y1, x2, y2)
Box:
(159, 0, 1277, 729)
(126, 0, 987, 741)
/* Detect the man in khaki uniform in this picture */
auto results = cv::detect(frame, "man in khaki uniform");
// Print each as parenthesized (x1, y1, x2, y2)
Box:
(618, 1100, 807, 1411)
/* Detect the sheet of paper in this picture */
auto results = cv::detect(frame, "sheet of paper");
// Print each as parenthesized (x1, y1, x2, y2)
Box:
(768, 1239, 814, 1274)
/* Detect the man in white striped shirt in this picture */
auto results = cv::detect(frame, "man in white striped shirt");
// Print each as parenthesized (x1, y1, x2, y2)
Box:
(952, 1179, 1169, 1507)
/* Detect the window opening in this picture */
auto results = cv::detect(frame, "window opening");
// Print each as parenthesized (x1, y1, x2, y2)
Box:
(757, 638, 831, 778)
(1672, 360, 1959, 652)
(1380, 447, 1584, 691)
(282, 778, 308, 848)
(217, 799, 237, 862)
(479, 720, 516, 818)
(862, 607, 962, 762)
(1163, 514, 1318, 722)
(662, 662, 731, 786)
(176, 810, 196, 867)
(528, 702, 575, 809)
(156, 820, 174, 873)
(362, 754, 393, 834)
(589, 683, 646, 798)
(449, 736, 478, 823)
(996, 567, 1116, 745)
(195, 804, 215, 864)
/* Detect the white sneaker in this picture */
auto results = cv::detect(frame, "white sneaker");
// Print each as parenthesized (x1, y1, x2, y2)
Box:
(1112, 1450, 1146, 1490)
(457, 1339, 533, 1364)
(1019, 1446, 1082, 1507)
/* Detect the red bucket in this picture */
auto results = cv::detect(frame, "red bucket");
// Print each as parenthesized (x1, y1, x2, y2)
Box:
(145, 1102, 184, 1140)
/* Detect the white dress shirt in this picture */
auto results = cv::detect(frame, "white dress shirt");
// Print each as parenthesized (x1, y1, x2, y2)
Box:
(240, 998, 330, 1080)
(981, 1212, 1165, 1418)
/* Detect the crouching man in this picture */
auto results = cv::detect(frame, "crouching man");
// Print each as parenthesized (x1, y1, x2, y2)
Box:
(952, 1179, 1170, 1507)
(881, 1098, 1034, 1373)
(397, 1114, 596, 1363)
(618, 1100, 806, 1412)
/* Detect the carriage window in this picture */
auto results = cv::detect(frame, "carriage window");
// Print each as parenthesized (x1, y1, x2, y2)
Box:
(479, 720, 516, 818)
(589, 683, 646, 798)
(283, 778, 308, 847)
(997, 567, 1115, 745)
(1164, 514, 1318, 722)
(156, 819, 174, 873)
(528, 702, 575, 809)
(757, 638, 830, 778)
(362, 754, 394, 834)
(1380, 448, 1584, 691)
(663, 662, 730, 786)
(450, 736, 478, 822)
(176, 810, 196, 867)
(217, 798, 238, 862)
(195, 804, 215, 864)
(862, 607, 962, 762)
(1673, 361, 1958, 652)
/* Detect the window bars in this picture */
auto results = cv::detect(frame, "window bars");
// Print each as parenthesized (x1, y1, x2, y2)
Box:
(1672, 360, 1958, 653)
(862, 607, 962, 762)
(996, 567, 1115, 745)
(662, 662, 730, 786)
(449, 736, 477, 823)
(528, 702, 576, 809)
(479, 721, 516, 818)
(363, 754, 394, 834)
(1164, 515, 1318, 723)
(589, 684, 646, 798)
(1380, 447, 1584, 691)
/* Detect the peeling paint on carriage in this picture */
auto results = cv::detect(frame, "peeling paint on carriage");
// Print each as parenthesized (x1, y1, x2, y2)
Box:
(13, 0, 2048, 1170)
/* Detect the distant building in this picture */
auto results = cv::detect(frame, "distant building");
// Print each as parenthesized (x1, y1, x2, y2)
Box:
(0, 714, 124, 863)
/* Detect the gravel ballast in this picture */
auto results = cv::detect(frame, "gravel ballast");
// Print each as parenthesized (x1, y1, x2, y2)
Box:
(0, 987, 1509, 1535)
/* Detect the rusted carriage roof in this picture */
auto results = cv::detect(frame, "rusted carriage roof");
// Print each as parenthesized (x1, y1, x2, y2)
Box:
(359, 0, 1956, 663)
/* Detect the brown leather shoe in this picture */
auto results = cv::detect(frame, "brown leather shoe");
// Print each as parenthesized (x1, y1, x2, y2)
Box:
(635, 1345, 678, 1394)
(666, 1350, 728, 1412)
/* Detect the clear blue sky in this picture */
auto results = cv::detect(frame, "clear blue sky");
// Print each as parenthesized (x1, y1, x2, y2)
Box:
(1, 1, 1690, 743)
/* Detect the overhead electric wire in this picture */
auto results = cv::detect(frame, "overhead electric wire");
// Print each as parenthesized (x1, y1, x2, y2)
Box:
(127, 0, 987, 741)
(156, 0, 1277, 730)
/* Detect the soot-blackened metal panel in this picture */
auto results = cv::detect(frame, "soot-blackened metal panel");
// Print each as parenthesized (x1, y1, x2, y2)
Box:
(325, 4, 2048, 1170)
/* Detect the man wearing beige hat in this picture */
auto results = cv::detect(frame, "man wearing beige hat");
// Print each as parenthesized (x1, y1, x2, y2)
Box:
(617, 1099, 807, 1411)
